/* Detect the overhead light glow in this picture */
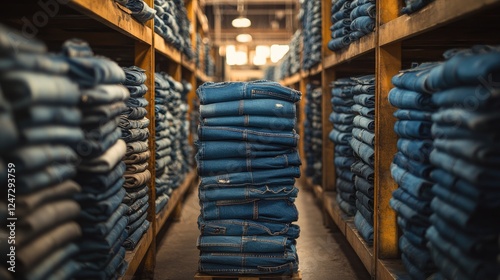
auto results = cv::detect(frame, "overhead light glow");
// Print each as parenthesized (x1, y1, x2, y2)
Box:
(270, 44, 290, 63)
(236, 34, 252, 43)
(232, 16, 251, 28)
(226, 45, 248, 65)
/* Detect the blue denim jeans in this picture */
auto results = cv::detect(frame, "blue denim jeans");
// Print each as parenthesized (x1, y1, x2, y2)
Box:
(401, 0, 433, 14)
(354, 176, 374, 198)
(200, 99, 296, 118)
(201, 116, 296, 131)
(391, 196, 430, 227)
(354, 211, 373, 245)
(393, 109, 433, 121)
(200, 167, 299, 188)
(399, 235, 435, 271)
(352, 115, 374, 131)
(352, 128, 374, 145)
(81, 84, 129, 105)
(197, 80, 302, 105)
(353, 94, 375, 108)
(122, 65, 147, 86)
(126, 84, 148, 98)
(350, 16, 374, 35)
(426, 50, 500, 91)
(391, 163, 433, 200)
(337, 193, 356, 216)
(393, 152, 433, 179)
(431, 85, 500, 110)
(25, 243, 79, 280)
(329, 112, 355, 125)
(350, 3, 375, 19)
(349, 137, 374, 166)
(5, 144, 77, 172)
(391, 62, 440, 93)
(328, 36, 352, 51)
(351, 104, 375, 118)
(394, 120, 432, 139)
(198, 218, 300, 239)
(200, 198, 298, 223)
(329, 129, 352, 145)
(397, 138, 433, 163)
(351, 160, 374, 182)
(18, 164, 76, 195)
(388, 87, 435, 111)
(196, 141, 296, 160)
(197, 235, 295, 253)
(16, 106, 80, 128)
(392, 187, 432, 215)
(124, 219, 150, 250)
(199, 185, 298, 202)
(63, 55, 126, 87)
(198, 126, 299, 147)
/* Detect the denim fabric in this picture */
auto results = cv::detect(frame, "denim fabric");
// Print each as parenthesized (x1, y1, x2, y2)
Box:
(392, 188, 432, 215)
(198, 152, 301, 176)
(200, 99, 297, 118)
(329, 112, 356, 124)
(432, 107, 500, 132)
(198, 126, 299, 147)
(401, 0, 434, 14)
(19, 126, 84, 146)
(5, 145, 77, 172)
(76, 246, 126, 279)
(196, 141, 296, 160)
(426, 49, 500, 91)
(155, 193, 169, 214)
(198, 218, 300, 239)
(129, 194, 149, 215)
(201, 116, 296, 131)
(352, 115, 374, 131)
(79, 188, 126, 218)
(349, 16, 374, 36)
(431, 85, 500, 110)
(122, 66, 147, 86)
(354, 176, 374, 198)
(329, 129, 352, 144)
(76, 162, 126, 191)
(393, 152, 433, 179)
(356, 199, 373, 225)
(349, 138, 374, 166)
(121, 128, 149, 142)
(18, 164, 76, 195)
(200, 167, 300, 189)
(391, 163, 433, 200)
(81, 85, 129, 106)
(126, 211, 147, 234)
(393, 109, 433, 121)
(0, 71, 80, 109)
(351, 160, 374, 182)
(25, 243, 79, 280)
(391, 62, 440, 93)
(123, 169, 151, 189)
(124, 219, 150, 250)
(397, 138, 433, 163)
(337, 193, 356, 216)
(351, 128, 374, 146)
(390, 197, 430, 227)
(126, 84, 148, 98)
(399, 235, 435, 271)
(119, 116, 149, 130)
(351, 104, 375, 118)
(328, 36, 352, 50)
(80, 204, 128, 237)
(354, 211, 373, 244)
(75, 177, 124, 203)
(80, 102, 127, 125)
(350, 3, 375, 19)
(394, 120, 432, 139)
(0, 23, 46, 54)
(200, 198, 298, 223)
(397, 216, 427, 237)
(122, 106, 147, 120)
(430, 148, 499, 186)
(197, 81, 302, 105)
(356, 191, 373, 211)
(336, 178, 356, 194)
(17, 222, 81, 268)
(81, 117, 119, 142)
(125, 97, 148, 108)
(388, 87, 435, 111)
(78, 139, 126, 173)
(431, 123, 500, 142)
(123, 150, 150, 165)
(198, 235, 295, 253)
(63, 53, 125, 87)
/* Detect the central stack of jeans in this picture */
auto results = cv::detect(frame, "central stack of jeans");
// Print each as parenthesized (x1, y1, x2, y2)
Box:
(425, 46, 500, 280)
(195, 81, 302, 276)
(388, 62, 439, 279)
(120, 66, 151, 250)
(0, 26, 84, 280)
(329, 78, 357, 216)
(350, 74, 375, 245)
(304, 82, 322, 185)
(62, 39, 130, 280)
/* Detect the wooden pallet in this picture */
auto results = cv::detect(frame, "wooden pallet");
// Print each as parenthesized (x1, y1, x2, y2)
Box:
(194, 271, 302, 280)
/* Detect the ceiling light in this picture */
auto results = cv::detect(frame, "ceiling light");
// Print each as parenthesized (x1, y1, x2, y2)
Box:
(236, 34, 252, 43)
(232, 16, 251, 28)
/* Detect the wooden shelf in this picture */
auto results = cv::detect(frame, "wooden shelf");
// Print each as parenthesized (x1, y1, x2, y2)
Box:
(154, 33, 182, 64)
(324, 33, 376, 69)
(69, 0, 153, 44)
(324, 192, 374, 275)
(376, 259, 411, 280)
(155, 170, 196, 235)
(182, 57, 197, 72)
(379, 0, 500, 46)
(309, 63, 323, 77)
(196, 70, 212, 82)
(122, 227, 154, 279)
(281, 73, 301, 86)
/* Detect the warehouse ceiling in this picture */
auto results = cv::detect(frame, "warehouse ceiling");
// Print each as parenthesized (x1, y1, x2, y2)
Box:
(202, 0, 300, 46)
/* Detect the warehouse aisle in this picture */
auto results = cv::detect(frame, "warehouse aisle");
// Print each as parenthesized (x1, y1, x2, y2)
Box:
(154, 185, 371, 280)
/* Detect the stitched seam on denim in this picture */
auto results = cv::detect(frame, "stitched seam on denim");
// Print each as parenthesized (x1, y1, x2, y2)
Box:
(203, 126, 297, 138)
(250, 89, 295, 102)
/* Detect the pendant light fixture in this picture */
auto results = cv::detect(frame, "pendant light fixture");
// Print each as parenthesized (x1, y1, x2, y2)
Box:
(232, 0, 251, 28)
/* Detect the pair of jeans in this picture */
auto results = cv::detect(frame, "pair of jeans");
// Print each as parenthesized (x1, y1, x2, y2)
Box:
(80, 102, 127, 126)
(0, 71, 80, 110)
(5, 144, 77, 173)
(336, 177, 356, 195)
(201, 116, 296, 131)
(123, 169, 151, 189)
(391, 62, 440, 93)
(196, 140, 297, 160)
(394, 120, 432, 139)
(79, 188, 126, 220)
(76, 246, 126, 279)
(329, 112, 356, 125)
(15, 105, 80, 129)
(351, 160, 374, 182)
(349, 137, 374, 166)
(350, 3, 375, 19)
(78, 139, 126, 173)
(17, 163, 77, 195)
(349, 16, 374, 36)
(391, 163, 433, 200)
(393, 109, 433, 121)
(198, 218, 300, 239)
(121, 128, 149, 142)
(198, 152, 301, 176)
(124, 219, 150, 250)
(434, 137, 500, 165)
(388, 87, 435, 111)
(390, 197, 430, 227)
(352, 104, 375, 118)
(354, 176, 373, 198)
(200, 99, 297, 119)
(393, 152, 433, 179)
(397, 138, 433, 163)
(337, 193, 356, 216)
(122, 106, 147, 120)
(123, 150, 150, 165)
(155, 193, 169, 213)
(122, 65, 147, 85)
(200, 167, 300, 189)
(81, 85, 129, 106)
(126, 84, 148, 98)
(25, 243, 79, 280)
(432, 107, 500, 132)
(196, 81, 302, 105)
(431, 85, 500, 110)
(119, 116, 149, 130)
(197, 235, 295, 253)
(80, 204, 129, 237)
(198, 126, 299, 147)
(352, 127, 374, 146)
(399, 235, 435, 271)
(354, 211, 373, 244)
(0, 23, 46, 54)
(393, 187, 432, 215)
(76, 162, 126, 193)
(199, 185, 298, 202)
(200, 198, 298, 223)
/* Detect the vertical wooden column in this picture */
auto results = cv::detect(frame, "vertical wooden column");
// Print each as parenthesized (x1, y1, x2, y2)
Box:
(134, 0, 156, 277)
(298, 78, 308, 187)
(374, 0, 401, 267)
(321, 0, 332, 58)
(321, 68, 336, 192)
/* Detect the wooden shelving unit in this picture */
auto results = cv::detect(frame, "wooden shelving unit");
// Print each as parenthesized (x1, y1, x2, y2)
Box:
(0, 0, 209, 279)
(281, 0, 500, 279)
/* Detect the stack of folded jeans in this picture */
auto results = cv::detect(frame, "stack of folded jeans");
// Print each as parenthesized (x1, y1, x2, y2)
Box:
(278, 52, 291, 80)
(61, 39, 130, 280)
(328, 0, 353, 51)
(304, 82, 323, 185)
(348, 0, 376, 42)
(119, 66, 151, 251)
(328, 78, 357, 216)
(401, 0, 434, 14)
(349, 74, 375, 245)
(154, 0, 194, 60)
(114, 0, 155, 23)
(301, 0, 322, 70)
(196, 81, 302, 275)
(289, 30, 302, 75)
(388, 62, 439, 279)
(424, 46, 500, 280)
(196, 33, 202, 69)
(0, 26, 84, 280)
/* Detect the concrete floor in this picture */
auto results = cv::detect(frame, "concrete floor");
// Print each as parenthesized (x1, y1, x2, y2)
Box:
(154, 186, 371, 280)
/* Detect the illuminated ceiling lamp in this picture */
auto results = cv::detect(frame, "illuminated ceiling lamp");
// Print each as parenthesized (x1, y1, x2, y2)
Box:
(236, 34, 252, 43)
(232, 0, 251, 28)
